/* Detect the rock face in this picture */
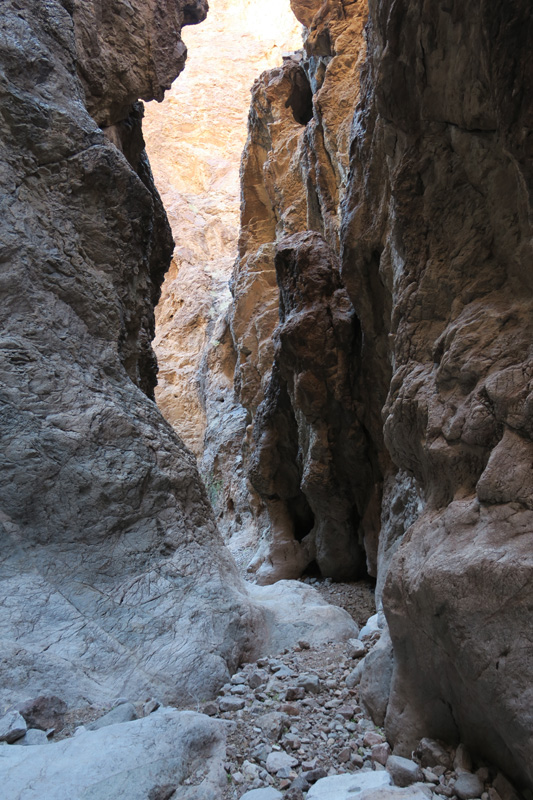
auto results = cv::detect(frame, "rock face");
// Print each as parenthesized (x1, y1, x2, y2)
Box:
(346, 0, 533, 788)
(223, 0, 533, 789)
(0, 708, 227, 800)
(0, 0, 264, 710)
(0, 0, 361, 713)
(142, 0, 302, 561)
(233, 0, 372, 582)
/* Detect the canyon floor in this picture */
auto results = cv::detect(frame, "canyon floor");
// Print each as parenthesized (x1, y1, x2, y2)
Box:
(0, 575, 521, 800)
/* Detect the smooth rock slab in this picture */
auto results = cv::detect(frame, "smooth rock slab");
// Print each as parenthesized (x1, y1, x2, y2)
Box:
(359, 786, 432, 800)
(86, 702, 137, 730)
(240, 789, 283, 800)
(307, 770, 392, 799)
(0, 708, 225, 800)
(13, 729, 48, 746)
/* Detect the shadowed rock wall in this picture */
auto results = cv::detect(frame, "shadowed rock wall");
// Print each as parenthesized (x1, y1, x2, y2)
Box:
(0, 0, 265, 710)
(345, 0, 533, 786)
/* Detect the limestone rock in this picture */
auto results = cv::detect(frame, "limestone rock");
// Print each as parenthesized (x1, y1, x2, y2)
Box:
(248, 580, 359, 654)
(307, 771, 392, 799)
(0, 0, 314, 715)
(0, 708, 226, 800)
(339, 0, 533, 788)
(453, 773, 485, 800)
(143, 0, 302, 552)
(385, 755, 424, 788)
(0, 712, 27, 744)
(86, 702, 138, 731)
(359, 625, 394, 726)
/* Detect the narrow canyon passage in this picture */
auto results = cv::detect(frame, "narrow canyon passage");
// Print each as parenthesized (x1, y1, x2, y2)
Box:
(0, 0, 531, 797)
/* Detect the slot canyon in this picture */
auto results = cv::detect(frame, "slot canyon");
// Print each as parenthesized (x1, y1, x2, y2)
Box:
(0, 0, 531, 798)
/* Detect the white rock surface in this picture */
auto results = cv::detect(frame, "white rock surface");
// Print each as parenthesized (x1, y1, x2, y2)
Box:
(359, 787, 433, 800)
(240, 788, 283, 800)
(0, 708, 225, 800)
(359, 614, 380, 640)
(248, 581, 359, 653)
(307, 770, 392, 799)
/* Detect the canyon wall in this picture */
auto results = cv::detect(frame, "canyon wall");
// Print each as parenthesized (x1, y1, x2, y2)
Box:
(224, 0, 533, 788)
(143, 0, 302, 563)
(0, 0, 357, 713)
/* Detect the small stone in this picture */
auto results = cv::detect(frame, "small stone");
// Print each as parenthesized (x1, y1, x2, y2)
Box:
(347, 638, 366, 659)
(249, 671, 268, 689)
(345, 662, 365, 689)
(386, 754, 424, 787)
(298, 640, 310, 649)
(239, 787, 283, 800)
(143, 699, 160, 716)
(454, 743, 473, 774)
(18, 696, 67, 732)
(338, 747, 351, 763)
(363, 731, 385, 747)
(350, 753, 364, 767)
(454, 772, 484, 800)
(415, 738, 453, 769)
(87, 702, 137, 731)
(203, 702, 218, 716)
(256, 712, 289, 741)
(232, 771, 244, 784)
(285, 687, 305, 701)
(0, 711, 27, 743)
(297, 674, 321, 694)
(280, 704, 300, 717)
(290, 776, 310, 792)
(422, 767, 439, 782)
(372, 742, 391, 766)
(303, 769, 328, 784)
(231, 684, 249, 695)
(493, 773, 522, 800)
(13, 728, 48, 746)
(219, 697, 245, 712)
(265, 750, 298, 774)
(231, 673, 248, 685)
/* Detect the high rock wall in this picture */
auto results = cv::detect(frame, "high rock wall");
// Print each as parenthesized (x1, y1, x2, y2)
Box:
(229, 0, 533, 787)
(0, 0, 263, 710)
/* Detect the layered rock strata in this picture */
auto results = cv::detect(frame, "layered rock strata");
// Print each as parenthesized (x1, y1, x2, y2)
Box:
(0, 0, 357, 713)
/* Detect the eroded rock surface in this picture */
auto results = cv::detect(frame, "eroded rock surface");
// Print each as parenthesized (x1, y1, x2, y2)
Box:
(0, 0, 357, 715)
(343, 0, 533, 787)
(225, 0, 533, 788)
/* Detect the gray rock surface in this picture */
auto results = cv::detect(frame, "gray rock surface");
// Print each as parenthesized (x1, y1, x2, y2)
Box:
(86, 702, 137, 730)
(0, 0, 362, 718)
(453, 773, 484, 800)
(386, 755, 424, 787)
(359, 625, 394, 725)
(0, 708, 225, 800)
(248, 581, 358, 654)
(0, 712, 27, 744)
(12, 729, 49, 747)
(307, 771, 392, 799)
(240, 789, 283, 800)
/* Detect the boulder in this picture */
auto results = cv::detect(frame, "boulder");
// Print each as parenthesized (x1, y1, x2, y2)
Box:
(0, 708, 226, 800)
